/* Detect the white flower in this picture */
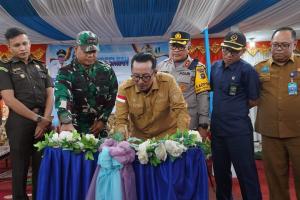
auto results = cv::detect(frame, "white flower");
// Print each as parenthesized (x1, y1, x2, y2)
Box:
(85, 134, 96, 141)
(76, 142, 84, 150)
(59, 131, 74, 142)
(155, 143, 167, 161)
(137, 150, 149, 164)
(138, 140, 151, 152)
(136, 140, 151, 164)
(164, 140, 187, 157)
(51, 132, 60, 143)
(188, 130, 202, 142)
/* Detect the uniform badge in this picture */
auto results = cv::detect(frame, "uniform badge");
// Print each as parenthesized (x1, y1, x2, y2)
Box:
(175, 32, 182, 39)
(116, 94, 126, 103)
(184, 60, 191, 68)
(20, 74, 25, 78)
(261, 66, 270, 73)
(35, 64, 41, 69)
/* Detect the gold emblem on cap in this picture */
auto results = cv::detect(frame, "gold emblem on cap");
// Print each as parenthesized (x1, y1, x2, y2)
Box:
(175, 33, 182, 39)
(230, 34, 238, 42)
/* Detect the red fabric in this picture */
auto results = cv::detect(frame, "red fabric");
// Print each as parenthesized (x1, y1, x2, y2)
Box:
(190, 38, 223, 65)
(0, 44, 47, 62)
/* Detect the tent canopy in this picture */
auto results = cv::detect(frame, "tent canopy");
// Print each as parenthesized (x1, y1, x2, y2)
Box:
(0, 0, 299, 44)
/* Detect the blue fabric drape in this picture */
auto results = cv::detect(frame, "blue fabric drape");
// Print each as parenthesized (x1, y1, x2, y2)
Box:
(0, 0, 72, 40)
(133, 148, 209, 200)
(37, 147, 208, 200)
(209, 0, 280, 33)
(96, 147, 123, 200)
(112, 0, 179, 37)
(37, 148, 98, 200)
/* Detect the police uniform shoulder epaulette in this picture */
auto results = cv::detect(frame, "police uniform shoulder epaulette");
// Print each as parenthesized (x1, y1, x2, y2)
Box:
(161, 58, 170, 63)
(196, 62, 206, 68)
(255, 58, 269, 66)
(121, 79, 135, 89)
(294, 53, 300, 57)
(96, 60, 113, 71)
(32, 57, 45, 64)
(0, 63, 8, 72)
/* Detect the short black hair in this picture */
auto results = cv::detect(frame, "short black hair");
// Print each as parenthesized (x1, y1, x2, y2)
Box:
(4, 27, 27, 41)
(271, 27, 296, 40)
(131, 52, 156, 70)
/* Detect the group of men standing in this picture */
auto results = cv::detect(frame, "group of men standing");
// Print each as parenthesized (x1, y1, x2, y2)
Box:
(0, 25, 299, 200)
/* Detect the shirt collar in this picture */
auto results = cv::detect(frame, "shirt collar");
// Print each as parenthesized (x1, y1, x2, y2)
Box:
(222, 59, 241, 71)
(11, 55, 34, 63)
(269, 53, 295, 65)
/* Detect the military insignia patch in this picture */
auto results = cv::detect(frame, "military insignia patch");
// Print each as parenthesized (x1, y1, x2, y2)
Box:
(179, 83, 188, 92)
(116, 94, 126, 103)
(261, 66, 270, 73)
(175, 32, 182, 39)
(0, 66, 8, 72)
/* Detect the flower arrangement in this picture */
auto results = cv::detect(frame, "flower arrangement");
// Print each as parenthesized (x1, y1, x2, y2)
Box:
(34, 129, 211, 165)
(127, 129, 211, 166)
(34, 130, 100, 160)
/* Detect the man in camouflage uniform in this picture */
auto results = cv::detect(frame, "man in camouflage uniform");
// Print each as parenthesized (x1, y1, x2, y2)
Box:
(55, 31, 118, 136)
(157, 31, 210, 139)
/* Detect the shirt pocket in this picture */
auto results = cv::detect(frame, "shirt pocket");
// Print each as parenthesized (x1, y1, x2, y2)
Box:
(154, 93, 169, 112)
(129, 104, 144, 118)
(11, 70, 29, 90)
(259, 73, 271, 82)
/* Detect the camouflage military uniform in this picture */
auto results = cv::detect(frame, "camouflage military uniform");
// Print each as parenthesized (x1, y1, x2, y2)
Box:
(157, 56, 209, 129)
(55, 59, 118, 133)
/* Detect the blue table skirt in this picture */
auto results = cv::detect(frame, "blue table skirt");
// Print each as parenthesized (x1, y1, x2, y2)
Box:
(37, 147, 208, 200)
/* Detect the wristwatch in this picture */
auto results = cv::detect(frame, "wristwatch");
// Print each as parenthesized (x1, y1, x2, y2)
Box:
(35, 115, 42, 123)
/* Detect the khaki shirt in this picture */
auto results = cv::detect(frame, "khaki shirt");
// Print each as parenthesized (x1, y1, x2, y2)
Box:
(157, 56, 209, 129)
(115, 72, 190, 139)
(255, 54, 300, 138)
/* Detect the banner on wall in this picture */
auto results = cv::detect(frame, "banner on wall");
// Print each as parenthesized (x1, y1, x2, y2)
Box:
(46, 42, 169, 126)
(46, 42, 169, 84)
(0, 44, 47, 62)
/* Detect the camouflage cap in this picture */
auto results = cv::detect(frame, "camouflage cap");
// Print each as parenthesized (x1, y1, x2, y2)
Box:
(169, 31, 191, 45)
(76, 31, 99, 52)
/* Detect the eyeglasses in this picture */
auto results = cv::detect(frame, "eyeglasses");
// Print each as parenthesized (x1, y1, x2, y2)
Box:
(170, 44, 186, 51)
(271, 43, 292, 50)
(131, 73, 154, 82)
(222, 47, 240, 56)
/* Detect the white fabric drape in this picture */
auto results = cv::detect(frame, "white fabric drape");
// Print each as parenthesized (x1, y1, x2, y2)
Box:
(0, 6, 54, 44)
(240, 0, 300, 32)
(166, 0, 247, 35)
(30, 0, 122, 44)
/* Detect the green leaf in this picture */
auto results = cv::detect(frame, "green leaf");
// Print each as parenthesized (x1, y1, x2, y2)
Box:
(85, 151, 95, 160)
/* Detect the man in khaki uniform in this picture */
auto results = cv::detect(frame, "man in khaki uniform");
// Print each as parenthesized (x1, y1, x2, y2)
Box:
(255, 27, 300, 200)
(157, 31, 210, 139)
(115, 52, 190, 139)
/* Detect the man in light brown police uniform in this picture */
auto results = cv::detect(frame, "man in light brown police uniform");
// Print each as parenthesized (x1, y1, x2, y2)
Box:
(115, 52, 190, 139)
(157, 31, 210, 139)
(255, 27, 300, 200)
